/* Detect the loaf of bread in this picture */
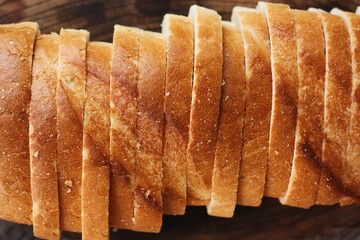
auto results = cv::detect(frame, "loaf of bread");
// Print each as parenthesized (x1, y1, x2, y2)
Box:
(1, 2, 360, 239)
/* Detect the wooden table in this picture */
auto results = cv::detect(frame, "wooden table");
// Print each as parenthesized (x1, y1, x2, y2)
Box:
(1, 0, 360, 239)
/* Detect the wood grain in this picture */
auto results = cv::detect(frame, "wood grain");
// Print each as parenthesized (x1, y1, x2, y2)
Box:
(0, 0, 360, 239)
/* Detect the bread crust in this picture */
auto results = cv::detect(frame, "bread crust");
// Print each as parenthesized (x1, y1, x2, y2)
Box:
(30, 33, 60, 239)
(133, 31, 166, 233)
(57, 28, 89, 232)
(279, 10, 325, 208)
(161, 14, 193, 215)
(307, 9, 353, 205)
(186, 5, 223, 205)
(0, 22, 38, 225)
(109, 25, 139, 230)
(207, 21, 245, 218)
(257, 2, 299, 198)
(82, 42, 111, 239)
(332, 8, 360, 200)
(232, 8, 272, 207)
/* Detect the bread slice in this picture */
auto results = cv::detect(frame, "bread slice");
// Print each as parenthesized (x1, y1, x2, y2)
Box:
(257, 2, 299, 198)
(207, 21, 245, 218)
(331, 8, 360, 200)
(57, 28, 89, 232)
(308, 9, 352, 205)
(82, 42, 112, 239)
(0, 22, 38, 225)
(279, 10, 325, 208)
(30, 33, 60, 239)
(109, 25, 139, 230)
(133, 31, 166, 233)
(186, 5, 223, 205)
(161, 14, 193, 215)
(232, 7, 272, 207)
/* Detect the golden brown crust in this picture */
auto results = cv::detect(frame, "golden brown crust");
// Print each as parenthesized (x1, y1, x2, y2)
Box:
(257, 2, 299, 198)
(30, 33, 60, 239)
(161, 14, 193, 215)
(133, 31, 166, 233)
(82, 42, 111, 240)
(0, 22, 38, 225)
(308, 9, 352, 205)
(207, 22, 245, 218)
(332, 8, 360, 200)
(186, 5, 223, 205)
(109, 25, 139, 230)
(57, 28, 89, 232)
(280, 10, 325, 208)
(232, 8, 272, 207)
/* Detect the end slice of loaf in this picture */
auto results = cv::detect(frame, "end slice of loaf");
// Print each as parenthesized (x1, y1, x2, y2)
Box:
(57, 28, 89, 232)
(30, 33, 60, 239)
(207, 21, 245, 218)
(186, 5, 223, 205)
(133, 31, 166, 233)
(308, 9, 353, 205)
(0, 22, 39, 225)
(232, 7, 272, 207)
(109, 25, 139, 230)
(280, 10, 325, 208)
(82, 42, 112, 239)
(257, 2, 299, 198)
(161, 14, 193, 215)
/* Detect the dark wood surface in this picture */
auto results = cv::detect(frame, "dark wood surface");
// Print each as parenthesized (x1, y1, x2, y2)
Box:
(1, 0, 360, 239)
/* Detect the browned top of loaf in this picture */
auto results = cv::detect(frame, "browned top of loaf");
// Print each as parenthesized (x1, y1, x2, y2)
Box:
(279, 10, 325, 208)
(257, 2, 299, 198)
(30, 33, 60, 239)
(0, 22, 38, 225)
(161, 14, 193, 215)
(186, 5, 223, 205)
(57, 28, 89, 232)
